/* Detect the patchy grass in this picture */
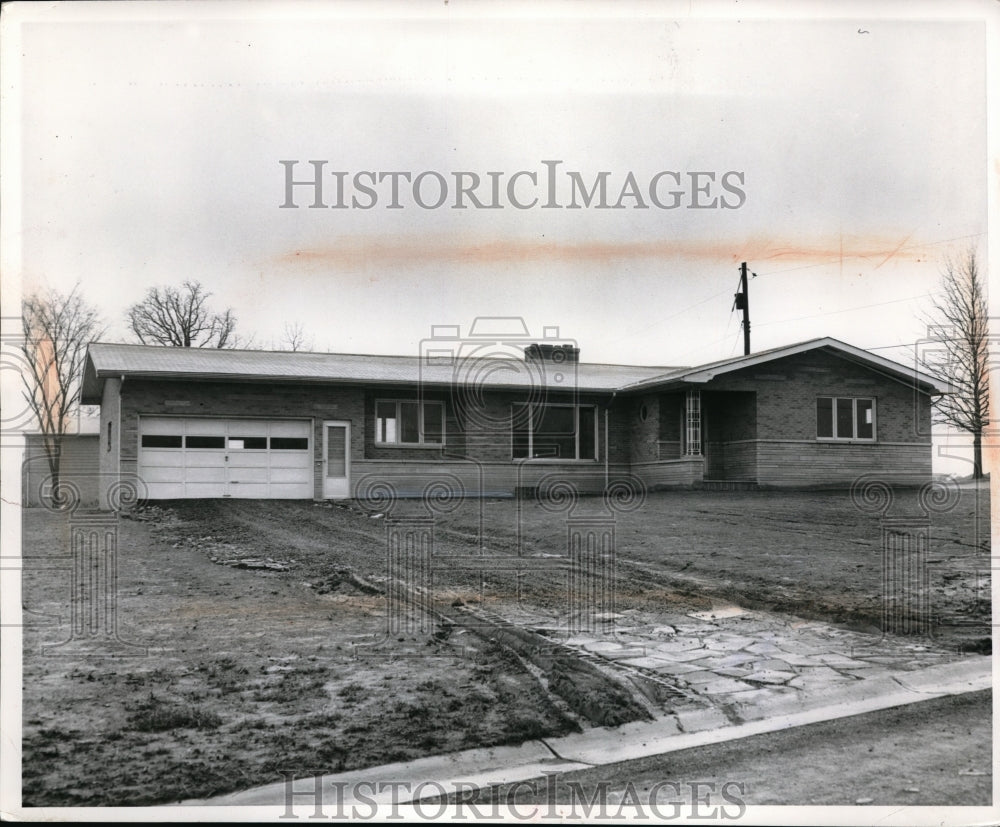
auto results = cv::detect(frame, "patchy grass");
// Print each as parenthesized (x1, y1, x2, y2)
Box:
(127, 694, 223, 733)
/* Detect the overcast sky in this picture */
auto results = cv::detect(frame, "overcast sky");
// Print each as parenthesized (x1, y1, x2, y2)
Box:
(2, 1, 990, 375)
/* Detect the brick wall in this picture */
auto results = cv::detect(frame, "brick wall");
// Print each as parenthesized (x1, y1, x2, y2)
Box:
(631, 458, 704, 488)
(755, 441, 931, 487)
(628, 394, 660, 463)
(705, 441, 757, 481)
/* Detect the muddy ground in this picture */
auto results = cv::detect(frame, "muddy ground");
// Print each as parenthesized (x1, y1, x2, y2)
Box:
(19, 486, 991, 806)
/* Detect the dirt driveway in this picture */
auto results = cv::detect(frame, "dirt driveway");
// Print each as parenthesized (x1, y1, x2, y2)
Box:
(19, 486, 990, 806)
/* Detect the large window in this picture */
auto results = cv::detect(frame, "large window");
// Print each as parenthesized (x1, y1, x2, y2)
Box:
(512, 404, 598, 460)
(817, 397, 875, 441)
(375, 400, 445, 446)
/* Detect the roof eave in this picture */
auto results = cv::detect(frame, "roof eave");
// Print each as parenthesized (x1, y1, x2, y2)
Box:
(85, 369, 624, 394)
(615, 338, 953, 395)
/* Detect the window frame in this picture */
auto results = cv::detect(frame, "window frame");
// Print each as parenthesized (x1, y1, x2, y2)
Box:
(816, 396, 876, 442)
(511, 402, 600, 462)
(373, 398, 446, 447)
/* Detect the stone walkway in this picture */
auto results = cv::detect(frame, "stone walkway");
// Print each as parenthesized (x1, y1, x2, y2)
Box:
(502, 602, 968, 723)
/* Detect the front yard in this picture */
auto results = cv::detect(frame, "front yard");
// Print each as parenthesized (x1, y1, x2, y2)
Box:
(19, 486, 990, 805)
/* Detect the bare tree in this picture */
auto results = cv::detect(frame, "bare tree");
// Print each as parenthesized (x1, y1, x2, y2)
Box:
(126, 280, 243, 348)
(920, 248, 990, 479)
(21, 285, 105, 497)
(277, 321, 313, 352)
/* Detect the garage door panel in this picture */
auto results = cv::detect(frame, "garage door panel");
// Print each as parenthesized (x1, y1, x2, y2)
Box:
(228, 483, 270, 498)
(184, 482, 228, 498)
(141, 417, 184, 435)
(185, 451, 228, 467)
(140, 466, 185, 483)
(269, 420, 310, 438)
(228, 452, 270, 468)
(269, 466, 311, 483)
(270, 482, 313, 498)
(270, 453, 311, 469)
(229, 421, 269, 437)
(185, 419, 229, 436)
(145, 482, 186, 499)
(184, 466, 227, 483)
(229, 467, 269, 483)
(140, 449, 184, 467)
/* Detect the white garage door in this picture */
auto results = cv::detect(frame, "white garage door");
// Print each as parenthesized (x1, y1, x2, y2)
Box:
(139, 417, 312, 499)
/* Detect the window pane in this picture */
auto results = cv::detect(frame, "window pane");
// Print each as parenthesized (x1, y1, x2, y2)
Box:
(186, 435, 225, 449)
(856, 399, 874, 439)
(326, 426, 346, 476)
(836, 398, 854, 439)
(816, 398, 833, 438)
(229, 436, 267, 450)
(142, 434, 182, 448)
(512, 425, 529, 458)
(579, 406, 596, 459)
(271, 437, 308, 450)
(423, 403, 443, 443)
(376, 401, 396, 443)
(400, 402, 420, 443)
(534, 406, 576, 459)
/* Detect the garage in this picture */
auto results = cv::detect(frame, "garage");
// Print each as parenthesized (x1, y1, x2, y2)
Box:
(138, 417, 312, 499)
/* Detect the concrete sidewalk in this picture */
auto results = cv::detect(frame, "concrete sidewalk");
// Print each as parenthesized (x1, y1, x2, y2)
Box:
(179, 642, 990, 808)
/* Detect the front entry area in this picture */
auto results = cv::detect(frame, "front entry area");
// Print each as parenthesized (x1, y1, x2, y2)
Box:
(138, 417, 312, 499)
(701, 390, 758, 482)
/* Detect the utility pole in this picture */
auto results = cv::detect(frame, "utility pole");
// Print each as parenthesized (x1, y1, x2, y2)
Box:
(734, 261, 751, 355)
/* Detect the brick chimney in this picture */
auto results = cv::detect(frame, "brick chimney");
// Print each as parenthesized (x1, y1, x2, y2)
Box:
(524, 343, 580, 363)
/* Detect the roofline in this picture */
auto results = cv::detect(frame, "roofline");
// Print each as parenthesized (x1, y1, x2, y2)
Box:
(83, 342, 682, 372)
(80, 342, 681, 403)
(618, 337, 954, 395)
(81, 337, 955, 404)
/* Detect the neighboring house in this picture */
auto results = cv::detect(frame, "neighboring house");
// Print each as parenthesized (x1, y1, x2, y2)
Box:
(79, 327, 949, 508)
(22, 413, 101, 508)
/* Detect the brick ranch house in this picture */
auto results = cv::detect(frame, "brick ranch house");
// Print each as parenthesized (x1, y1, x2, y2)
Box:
(80, 334, 948, 508)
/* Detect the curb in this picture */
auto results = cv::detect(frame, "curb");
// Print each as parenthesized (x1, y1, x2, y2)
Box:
(178, 654, 991, 807)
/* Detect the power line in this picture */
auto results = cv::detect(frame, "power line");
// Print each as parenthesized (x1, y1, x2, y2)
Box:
(600, 285, 734, 346)
(728, 326, 742, 357)
(866, 343, 918, 352)
(753, 292, 939, 329)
